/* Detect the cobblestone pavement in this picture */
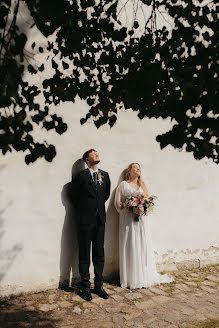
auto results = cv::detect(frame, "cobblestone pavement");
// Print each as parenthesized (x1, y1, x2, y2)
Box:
(0, 265, 218, 328)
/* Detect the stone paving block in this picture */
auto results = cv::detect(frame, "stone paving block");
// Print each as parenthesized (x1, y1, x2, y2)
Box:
(204, 310, 219, 320)
(200, 285, 216, 293)
(202, 280, 217, 287)
(148, 320, 168, 328)
(191, 313, 207, 321)
(192, 291, 205, 297)
(126, 322, 144, 328)
(151, 295, 170, 304)
(112, 313, 125, 326)
(72, 295, 84, 302)
(123, 310, 142, 321)
(48, 294, 56, 303)
(84, 308, 91, 314)
(140, 288, 154, 296)
(82, 302, 98, 309)
(206, 275, 219, 282)
(165, 311, 181, 324)
(185, 281, 197, 287)
(111, 294, 124, 301)
(134, 299, 155, 310)
(141, 316, 157, 326)
(25, 305, 35, 311)
(173, 292, 191, 302)
(148, 287, 169, 296)
(104, 297, 116, 305)
(72, 306, 82, 314)
(59, 301, 72, 308)
(39, 303, 58, 312)
(106, 303, 127, 314)
(175, 283, 191, 292)
(180, 306, 195, 316)
(91, 297, 105, 305)
(25, 300, 34, 306)
(207, 293, 219, 303)
(120, 305, 134, 315)
(124, 292, 143, 300)
(114, 287, 124, 293)
(89, 320, 116, 328)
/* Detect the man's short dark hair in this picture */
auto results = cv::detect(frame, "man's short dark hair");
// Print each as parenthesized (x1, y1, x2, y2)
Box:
(82, 149, 96, 164)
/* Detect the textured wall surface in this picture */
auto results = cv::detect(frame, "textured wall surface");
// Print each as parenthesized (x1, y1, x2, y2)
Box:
(0, 1, 218, 296)
(0, 99, 219, 296)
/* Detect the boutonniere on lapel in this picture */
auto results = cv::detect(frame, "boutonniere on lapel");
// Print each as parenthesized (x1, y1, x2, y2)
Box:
(97, 170, 104, 185)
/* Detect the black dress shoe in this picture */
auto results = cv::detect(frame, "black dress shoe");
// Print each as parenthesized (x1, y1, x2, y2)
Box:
(80, 287, 92, 301)
(94, 286, 109, 299)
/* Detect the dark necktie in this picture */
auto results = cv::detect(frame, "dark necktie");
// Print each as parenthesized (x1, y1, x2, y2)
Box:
(93, 172, 98, 187)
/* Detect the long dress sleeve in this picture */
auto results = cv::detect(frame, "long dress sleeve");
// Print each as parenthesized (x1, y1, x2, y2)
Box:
(114, 182, 124, 214)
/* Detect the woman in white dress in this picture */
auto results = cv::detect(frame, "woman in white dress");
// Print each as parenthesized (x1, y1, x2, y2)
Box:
(114, 163, 173, 289)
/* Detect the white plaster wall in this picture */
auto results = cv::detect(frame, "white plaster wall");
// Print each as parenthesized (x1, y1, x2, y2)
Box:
(1, 98, 219, 296)
(0, 1, 219, 296)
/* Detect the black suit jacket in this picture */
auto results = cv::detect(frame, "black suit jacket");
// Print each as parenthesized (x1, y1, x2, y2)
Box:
(70, 168, 111, 225)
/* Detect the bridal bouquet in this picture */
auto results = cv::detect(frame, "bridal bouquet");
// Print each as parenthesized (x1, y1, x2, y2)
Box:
(121, 194, 157, 221)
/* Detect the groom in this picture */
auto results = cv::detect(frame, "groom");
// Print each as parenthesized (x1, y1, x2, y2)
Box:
(71, 149, 111, 301)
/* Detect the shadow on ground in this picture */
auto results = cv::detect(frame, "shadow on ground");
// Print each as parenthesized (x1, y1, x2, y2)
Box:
(0, 297, 59, 328)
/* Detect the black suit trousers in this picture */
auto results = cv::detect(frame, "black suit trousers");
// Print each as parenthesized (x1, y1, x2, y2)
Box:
(77, 214, 105, 288)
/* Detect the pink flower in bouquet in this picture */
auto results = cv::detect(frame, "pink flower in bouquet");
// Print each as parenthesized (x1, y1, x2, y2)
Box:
(121, 194, 157, 221)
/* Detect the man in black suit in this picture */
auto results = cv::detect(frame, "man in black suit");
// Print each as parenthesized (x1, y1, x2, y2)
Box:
(71, 149, 111, 301)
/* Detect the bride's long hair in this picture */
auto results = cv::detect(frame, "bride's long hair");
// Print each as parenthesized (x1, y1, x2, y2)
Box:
(124, 163, 148, 197)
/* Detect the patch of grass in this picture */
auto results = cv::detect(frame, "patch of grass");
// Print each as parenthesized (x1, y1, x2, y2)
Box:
(193, 276, 206, 283)
(200, 264, 219, 273)
(164, 281, 176, 296)
(186, 319, 219, 328)
(160, 270, 167, 275)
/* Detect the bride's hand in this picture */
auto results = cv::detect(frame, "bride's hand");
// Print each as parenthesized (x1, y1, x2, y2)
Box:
(134, 208, 144, 215)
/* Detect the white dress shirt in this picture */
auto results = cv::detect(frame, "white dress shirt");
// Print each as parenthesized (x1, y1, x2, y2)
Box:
(89, 168, 98, 181)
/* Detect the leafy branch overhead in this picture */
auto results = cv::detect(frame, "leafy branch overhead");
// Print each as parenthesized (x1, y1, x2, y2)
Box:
(0, 0, 218, 164)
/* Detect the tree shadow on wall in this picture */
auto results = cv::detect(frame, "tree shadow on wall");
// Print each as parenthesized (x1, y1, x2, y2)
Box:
(0, 202, 23, 283)
(0, 298, 59, 328)
(59, 159, 85, 289)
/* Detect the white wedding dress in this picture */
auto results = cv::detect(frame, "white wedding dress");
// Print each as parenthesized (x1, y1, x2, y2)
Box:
(114, 181, 173, 289)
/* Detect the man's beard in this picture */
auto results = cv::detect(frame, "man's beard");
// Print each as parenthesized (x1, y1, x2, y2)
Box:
(93, 160, 100, 165)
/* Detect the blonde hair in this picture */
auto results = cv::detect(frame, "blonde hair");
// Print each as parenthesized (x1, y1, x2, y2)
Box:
(125, 163, 148, 198)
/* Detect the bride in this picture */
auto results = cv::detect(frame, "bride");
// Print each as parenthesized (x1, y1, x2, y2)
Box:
(114, 163, 173, 289)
